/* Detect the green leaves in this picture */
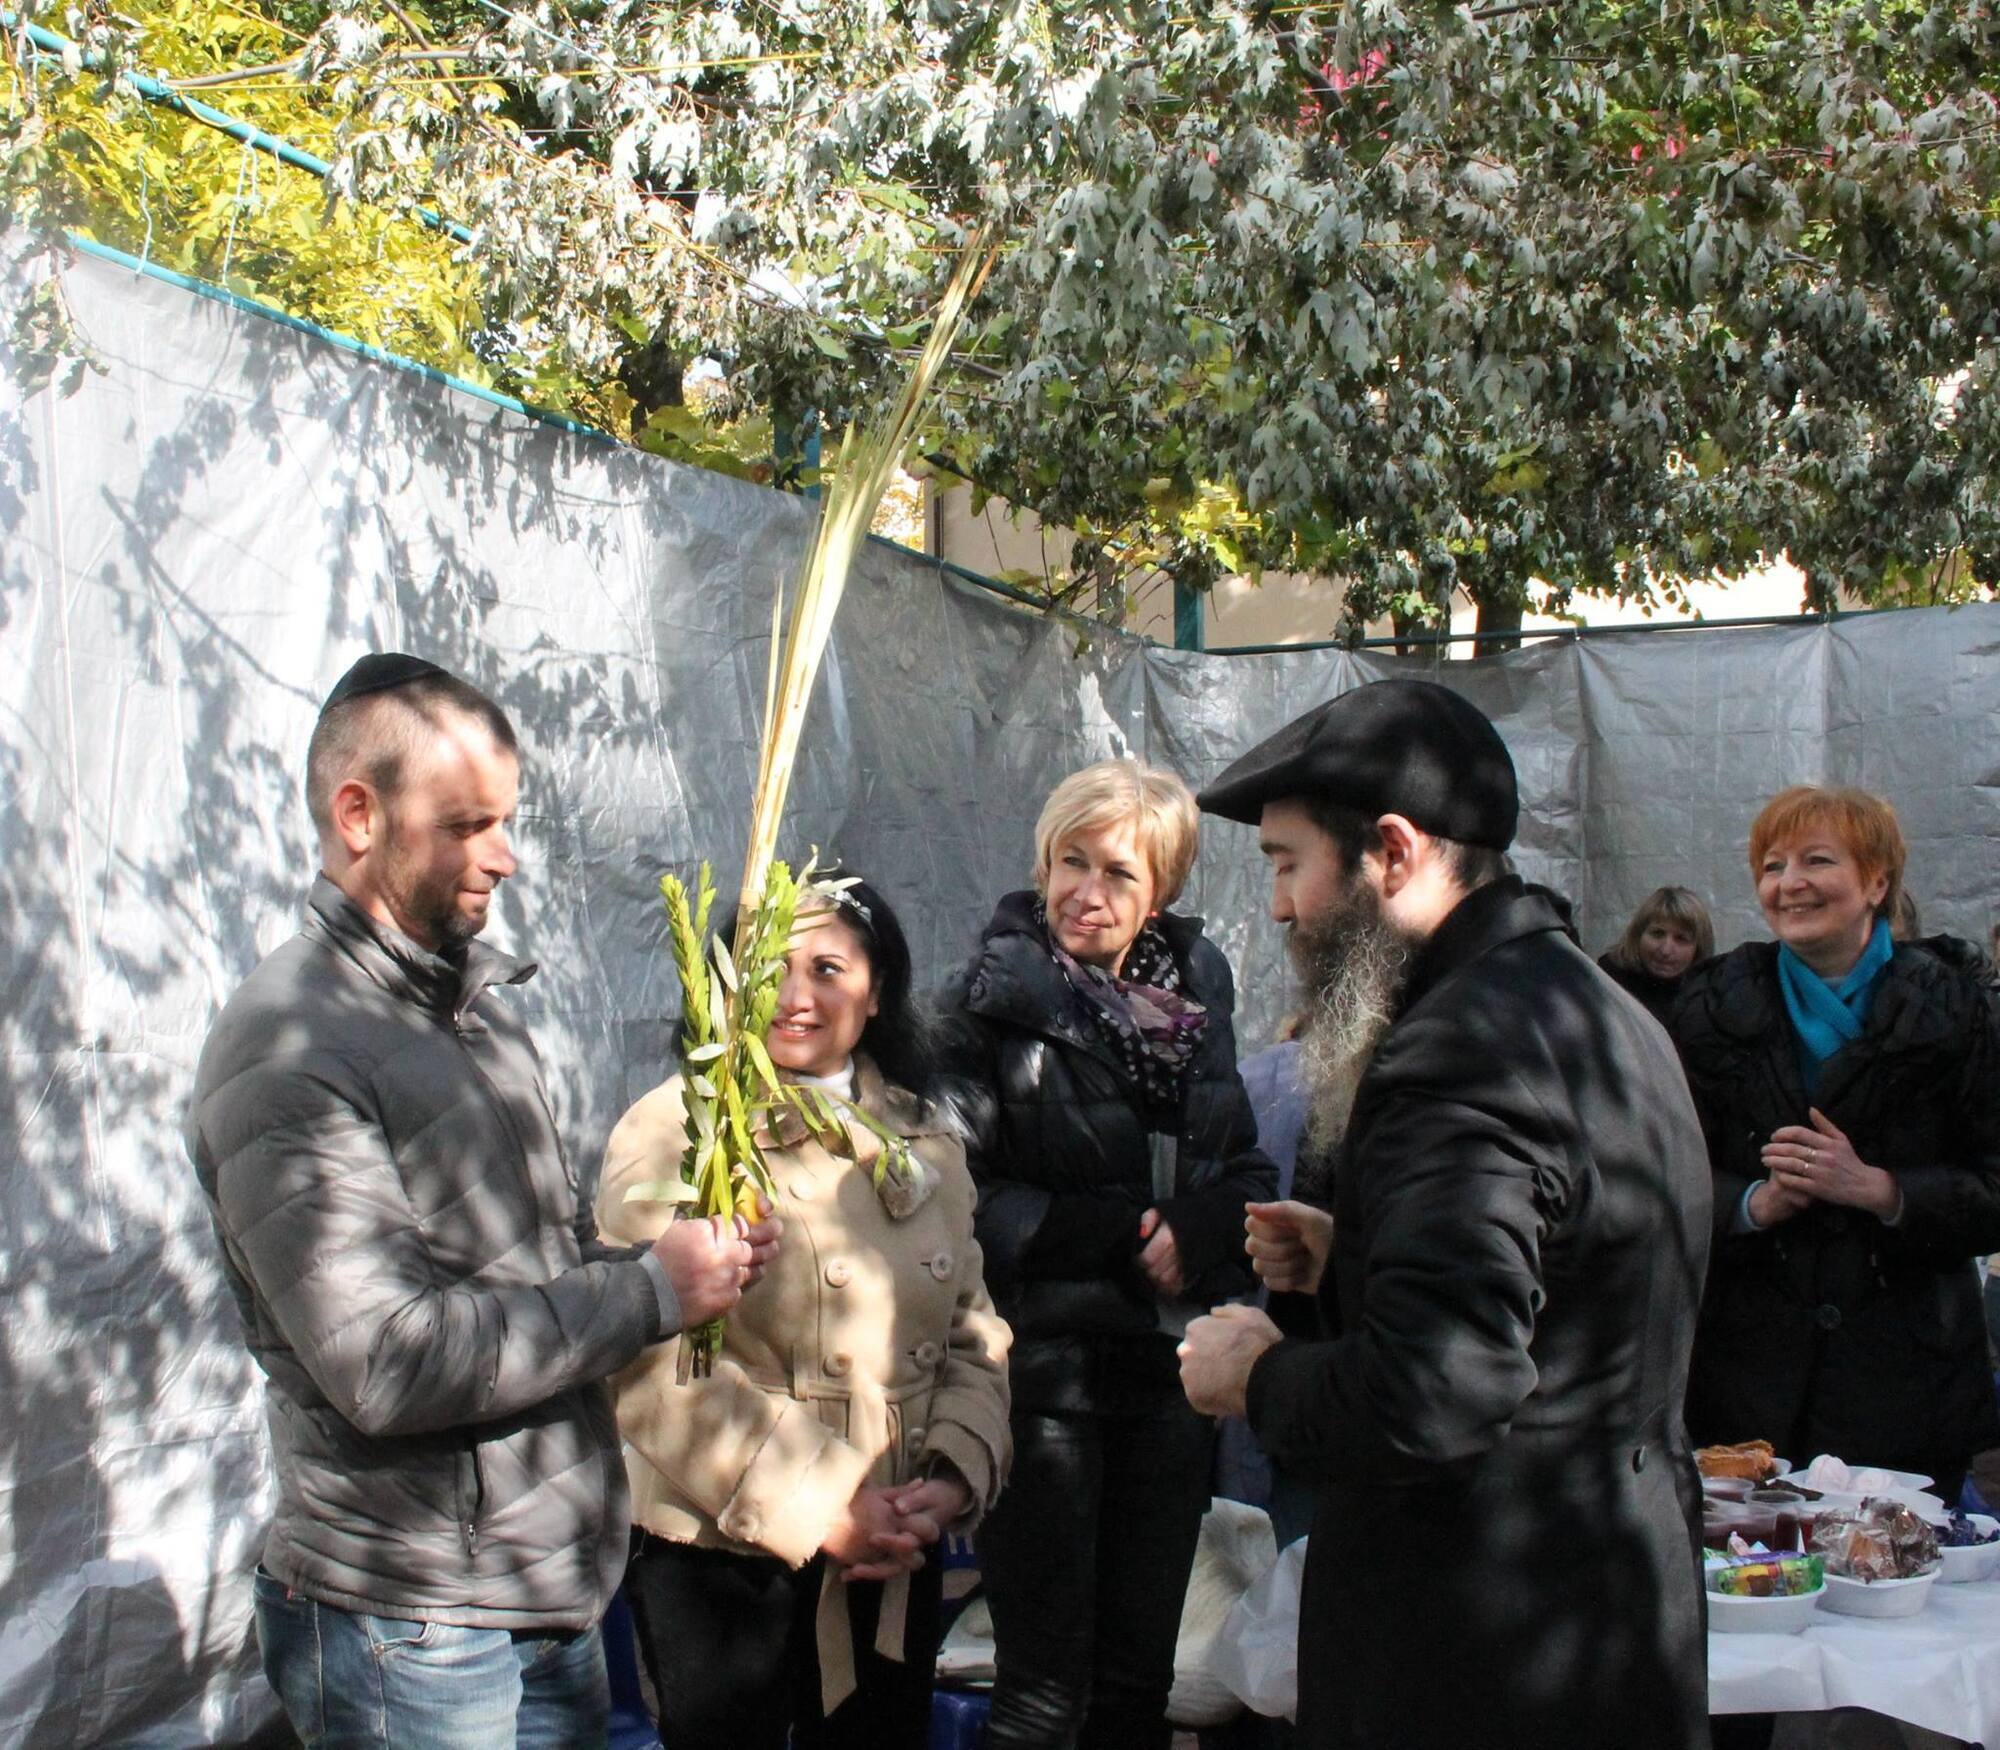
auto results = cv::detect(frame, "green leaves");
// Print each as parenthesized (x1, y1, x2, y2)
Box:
(13, 0, 1993, 620)
(7, 276, 106, 399)
(656, 855, 802, 1374)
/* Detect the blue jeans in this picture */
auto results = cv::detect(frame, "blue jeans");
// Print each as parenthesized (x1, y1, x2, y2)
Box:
(254, 1568, 609, 1749)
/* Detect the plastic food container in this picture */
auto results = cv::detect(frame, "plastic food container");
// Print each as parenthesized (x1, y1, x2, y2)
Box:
(1819, 1570, 1937, 1618)
(1938, 1517, 2000, 1585)
(1706, 1583, 1823, 1635)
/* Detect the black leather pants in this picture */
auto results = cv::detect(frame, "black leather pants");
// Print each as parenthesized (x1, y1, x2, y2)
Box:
(980, 1397, 1214, 1750)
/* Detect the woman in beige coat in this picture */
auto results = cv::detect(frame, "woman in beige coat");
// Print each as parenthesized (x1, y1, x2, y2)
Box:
(597, 872, 1011, 1749)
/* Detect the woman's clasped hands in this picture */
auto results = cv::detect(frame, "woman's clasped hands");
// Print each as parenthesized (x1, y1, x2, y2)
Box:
(823, 1475, 974, 1583)
(1755, 1107, 1902, 1225)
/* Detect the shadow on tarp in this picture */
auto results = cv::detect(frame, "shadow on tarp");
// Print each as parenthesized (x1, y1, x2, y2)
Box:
(1, 245, 1996, 1745)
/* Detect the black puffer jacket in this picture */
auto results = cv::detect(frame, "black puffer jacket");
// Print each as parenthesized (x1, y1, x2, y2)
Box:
(1672, 938, 2000, 1482)
(935, 892, 1275, 1413)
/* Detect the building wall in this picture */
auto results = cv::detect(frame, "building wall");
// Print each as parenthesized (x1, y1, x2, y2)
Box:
(926, 475, 1826, 649)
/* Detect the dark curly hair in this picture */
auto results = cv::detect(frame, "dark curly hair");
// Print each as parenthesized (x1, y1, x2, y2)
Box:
(810, 869, 935, 1098)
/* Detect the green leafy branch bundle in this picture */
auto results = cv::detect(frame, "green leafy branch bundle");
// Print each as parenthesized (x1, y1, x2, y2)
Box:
(627, 232, 993, 1378)
(635, 861, 921, 1377)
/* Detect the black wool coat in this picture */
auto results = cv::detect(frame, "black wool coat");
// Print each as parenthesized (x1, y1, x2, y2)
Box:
(1247, 878, 1712, 1750)
(1672, 938, 2000, 1484)
(934, 892, 1275, 1414)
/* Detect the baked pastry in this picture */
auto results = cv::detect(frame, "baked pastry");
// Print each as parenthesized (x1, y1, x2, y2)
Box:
(1697, 1440, 1779, 1482)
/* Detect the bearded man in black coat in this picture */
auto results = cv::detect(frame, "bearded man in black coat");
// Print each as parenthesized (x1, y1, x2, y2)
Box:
(1179, 680, 1712, 1750)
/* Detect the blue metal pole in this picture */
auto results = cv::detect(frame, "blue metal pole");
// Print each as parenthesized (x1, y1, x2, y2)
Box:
(3, 11, 473, 244)
(1172, 578, 1204, 651)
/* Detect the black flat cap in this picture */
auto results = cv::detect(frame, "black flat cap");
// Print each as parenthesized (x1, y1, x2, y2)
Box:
(319, 652, 448, 715)
(1197, 678, 1518, 849)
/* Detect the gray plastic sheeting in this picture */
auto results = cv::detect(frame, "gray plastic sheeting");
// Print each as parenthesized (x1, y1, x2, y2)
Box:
(2, 251, 1996, 1744)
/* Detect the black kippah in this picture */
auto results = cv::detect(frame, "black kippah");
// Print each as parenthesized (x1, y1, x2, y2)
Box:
(319, 652, 448, 715)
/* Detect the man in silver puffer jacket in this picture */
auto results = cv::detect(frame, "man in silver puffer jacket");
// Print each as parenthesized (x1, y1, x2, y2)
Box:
(187, 654, 777, 1749)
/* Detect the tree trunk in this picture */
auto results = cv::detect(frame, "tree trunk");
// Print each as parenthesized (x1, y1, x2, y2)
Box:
(1475, 594, 1525, 654)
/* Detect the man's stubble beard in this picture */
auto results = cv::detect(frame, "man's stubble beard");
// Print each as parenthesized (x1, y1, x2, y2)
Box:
(383, 816, 489, 950)
(1291, 874, 1415, 1158)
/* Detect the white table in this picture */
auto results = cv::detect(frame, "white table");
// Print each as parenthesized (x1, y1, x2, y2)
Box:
(1712, 1581, 2000, 1744)
(1212, 1545, 2000, 1743)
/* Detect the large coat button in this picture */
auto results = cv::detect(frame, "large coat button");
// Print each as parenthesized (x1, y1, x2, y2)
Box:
(928, 1251, 954, 1281)
(913, 1340, 943, 1369)
(825, 1258, 852, 1288)
(826, 1351, 852, 1377)
(1815, 1303, 1844, 1331)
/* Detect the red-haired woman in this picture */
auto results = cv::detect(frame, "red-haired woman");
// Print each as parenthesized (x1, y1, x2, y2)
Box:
(1673, 786, 2000, 1503)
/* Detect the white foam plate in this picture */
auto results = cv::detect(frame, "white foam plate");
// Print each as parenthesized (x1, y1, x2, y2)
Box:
(1707, 1583, 1823, 1634)
(1820, 1569, 1937, 1618)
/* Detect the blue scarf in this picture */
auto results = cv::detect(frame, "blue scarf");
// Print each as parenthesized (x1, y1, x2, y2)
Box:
(1776, 917, 1894, 1095)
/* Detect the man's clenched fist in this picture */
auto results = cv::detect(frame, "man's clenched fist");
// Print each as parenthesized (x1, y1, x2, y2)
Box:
(651, 1200, 782, 1325)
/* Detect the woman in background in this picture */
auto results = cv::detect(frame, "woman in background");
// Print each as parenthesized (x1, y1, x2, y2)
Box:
(1673, 787, 2000, 1505)
(1599, 884, 1714, 1025)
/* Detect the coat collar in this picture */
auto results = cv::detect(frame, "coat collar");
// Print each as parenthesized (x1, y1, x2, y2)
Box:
(758, 1054, 941, 1218)
(760, 1054, 950, 1150)
(1395, 875, 1576, 1020)
(961, 889, 1211, 1068)
(305, 873, 535, 1019)
(1698, 939, 1977, 1111)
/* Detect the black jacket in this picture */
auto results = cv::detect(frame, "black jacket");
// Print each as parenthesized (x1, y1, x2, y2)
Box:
(1672, 938, 2000, 1483)
(1597, 950, 1694, 1028)
(1247, 878, 1712, 1750)
(935, 892, 1275, 1413)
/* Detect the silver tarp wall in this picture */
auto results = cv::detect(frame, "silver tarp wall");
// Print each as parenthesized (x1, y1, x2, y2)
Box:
(2, 250, 1996, 1746)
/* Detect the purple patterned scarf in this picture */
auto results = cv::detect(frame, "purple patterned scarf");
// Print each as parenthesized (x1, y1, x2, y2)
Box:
(1038, 901, 1208, 1117)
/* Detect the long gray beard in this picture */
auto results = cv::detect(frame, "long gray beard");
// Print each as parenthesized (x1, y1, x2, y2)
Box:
(1292, 883, 1413, 1159)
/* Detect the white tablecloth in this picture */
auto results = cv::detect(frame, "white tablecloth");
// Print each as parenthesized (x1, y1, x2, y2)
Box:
(1211, 1546, 2000, 1743)
(1712, 1581, 2000, 1742)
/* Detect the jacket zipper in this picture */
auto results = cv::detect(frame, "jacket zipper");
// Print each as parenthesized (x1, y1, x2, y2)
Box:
(460, 1437, 484, 1557)
(444, 1008, 510, 1560)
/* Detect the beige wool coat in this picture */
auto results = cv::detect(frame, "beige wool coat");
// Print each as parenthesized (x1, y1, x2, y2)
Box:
(597, 1057, 1011, 1703)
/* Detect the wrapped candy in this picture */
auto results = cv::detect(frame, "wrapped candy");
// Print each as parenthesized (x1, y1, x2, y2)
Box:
(1809, 1498, 1941, 1580)
(1707, 1552, 1825, 1598)
(1939, 1511, 2000, 1550)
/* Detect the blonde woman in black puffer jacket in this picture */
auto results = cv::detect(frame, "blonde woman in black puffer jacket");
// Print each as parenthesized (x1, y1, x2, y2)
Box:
(934, 760, 1274, 1750)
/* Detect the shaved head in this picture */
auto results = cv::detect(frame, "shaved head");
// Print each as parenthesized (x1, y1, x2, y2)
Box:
(305, 674, 517, 845)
